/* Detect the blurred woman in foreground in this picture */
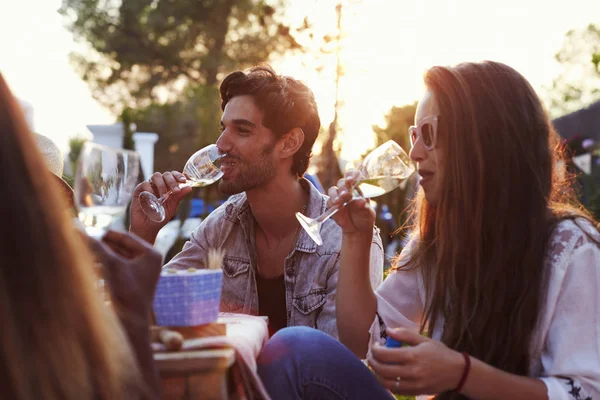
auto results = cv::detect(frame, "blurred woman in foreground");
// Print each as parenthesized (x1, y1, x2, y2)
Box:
(0, 73, 161, 399)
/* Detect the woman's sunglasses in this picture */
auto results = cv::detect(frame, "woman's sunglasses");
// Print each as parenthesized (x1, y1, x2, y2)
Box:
(408, 115, 439, 151)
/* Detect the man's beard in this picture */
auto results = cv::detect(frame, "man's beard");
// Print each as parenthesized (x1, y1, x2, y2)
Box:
(218, 141, 277, 196)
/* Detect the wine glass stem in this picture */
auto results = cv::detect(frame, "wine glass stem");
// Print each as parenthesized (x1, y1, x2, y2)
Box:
(157, 181, 192, 205)
(316, 187, 362, 224)
(315, 202, 343, 223)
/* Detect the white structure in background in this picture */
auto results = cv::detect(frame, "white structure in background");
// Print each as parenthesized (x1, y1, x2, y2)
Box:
(85, 123, 160, 234)
(573, 153, 592, 175)
(87, 123, 125, 150)
(133, 132, 159, 180)
(86, 123, 159, 180)
(18, 99, 34, 131)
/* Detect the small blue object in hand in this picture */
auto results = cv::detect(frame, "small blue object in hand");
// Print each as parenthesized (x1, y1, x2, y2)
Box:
(384, 337, 416, 400)
(385, 337, 403, 348)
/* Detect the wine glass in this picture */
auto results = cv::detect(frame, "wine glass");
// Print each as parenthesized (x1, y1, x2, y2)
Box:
(296, 140, 414, 246)
(75, 142, 140, 239)
(138, 144, 224, 223)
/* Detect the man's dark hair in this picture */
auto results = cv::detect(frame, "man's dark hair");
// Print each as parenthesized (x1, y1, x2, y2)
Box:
(219, 64, 321, 177)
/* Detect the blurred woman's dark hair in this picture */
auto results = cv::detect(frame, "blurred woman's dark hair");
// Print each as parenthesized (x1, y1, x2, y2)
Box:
(0, 73, 142, 400)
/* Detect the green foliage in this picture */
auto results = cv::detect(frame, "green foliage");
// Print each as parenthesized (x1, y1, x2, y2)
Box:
(592, 52, 600, 73)
(588, 187, 600, 219)
(129, 84, 222, 173)
(549, 23, 600, 222)
(547, 23, 600, 117)
(67, 136, 88, 178)
(120, 108, 135, 150)
(59, 0, 304, 114)
(372, 102, 417, 151)
(61, 0, 312, 185)
(564, 135, 600, 220)
(573, 170, 600, 221)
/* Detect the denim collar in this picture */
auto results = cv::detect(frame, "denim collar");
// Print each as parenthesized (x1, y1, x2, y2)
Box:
(227, 177, 328, 254)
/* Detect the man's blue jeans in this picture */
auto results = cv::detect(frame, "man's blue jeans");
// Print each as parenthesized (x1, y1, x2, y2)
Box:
(257, 326, 395, 400)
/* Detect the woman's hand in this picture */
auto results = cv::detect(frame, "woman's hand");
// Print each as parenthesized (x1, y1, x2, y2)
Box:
(88, 230, 163, 314)
(327, 169, 376, 235)
(368, 328, 465, 397)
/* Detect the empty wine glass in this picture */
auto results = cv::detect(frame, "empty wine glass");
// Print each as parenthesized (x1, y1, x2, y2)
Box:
(138, 144, 224, 223)
(296, 140, 415, 246)
(75, 142, 140, 239)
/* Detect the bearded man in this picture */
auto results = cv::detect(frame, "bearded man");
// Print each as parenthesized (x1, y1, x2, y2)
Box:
(130, 65, 383, 337)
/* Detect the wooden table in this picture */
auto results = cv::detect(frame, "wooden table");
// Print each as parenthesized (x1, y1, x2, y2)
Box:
(155, 348, 236, 400)
(153, 314, 269, 399)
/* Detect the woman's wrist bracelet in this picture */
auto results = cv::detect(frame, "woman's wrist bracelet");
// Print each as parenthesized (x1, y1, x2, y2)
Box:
(455, 352, 471, 393)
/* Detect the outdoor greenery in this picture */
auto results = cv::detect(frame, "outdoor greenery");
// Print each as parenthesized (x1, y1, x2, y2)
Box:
(60, 0, 323, 218)
(549, 22, 600, 219)
(60, 0, 310, 176)
(564, 135, 600, 220)
(548, 23, 600, 118)
(64, 136, 87, 187)
(59, 0, 304, 114)
(372, 102, 416, 152)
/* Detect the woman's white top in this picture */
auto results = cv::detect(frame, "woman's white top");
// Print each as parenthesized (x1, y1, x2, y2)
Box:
(369, 218, 600, 399)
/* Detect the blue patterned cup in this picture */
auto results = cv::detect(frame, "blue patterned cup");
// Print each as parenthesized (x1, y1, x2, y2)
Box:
(153, 269, 223, 327)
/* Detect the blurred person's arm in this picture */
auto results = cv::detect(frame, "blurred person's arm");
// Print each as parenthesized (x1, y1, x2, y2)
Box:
(91, 230, 163, 399)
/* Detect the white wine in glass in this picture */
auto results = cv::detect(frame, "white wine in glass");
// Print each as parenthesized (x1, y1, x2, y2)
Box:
(138, 144, 224, 223)
(75, 142, 140, 239)
(355, 176, 404, 198)
(296, 140, 415, 246)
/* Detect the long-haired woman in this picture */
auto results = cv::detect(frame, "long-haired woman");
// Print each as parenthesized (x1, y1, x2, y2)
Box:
(0, 73, 161, 399)
(256, 61, 600, 400)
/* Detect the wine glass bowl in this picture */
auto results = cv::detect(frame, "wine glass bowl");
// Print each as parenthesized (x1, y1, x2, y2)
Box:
(74, 142, 140, 239)
(139, 144, 224, 223)
(297, 140, 414, 246)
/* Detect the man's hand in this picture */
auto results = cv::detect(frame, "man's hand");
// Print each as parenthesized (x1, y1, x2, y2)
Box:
(129, 171, 192, 243)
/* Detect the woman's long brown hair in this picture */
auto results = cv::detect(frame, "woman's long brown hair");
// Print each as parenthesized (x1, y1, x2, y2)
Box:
(396, 61, 597, 399)
(0, 74, 140, 399)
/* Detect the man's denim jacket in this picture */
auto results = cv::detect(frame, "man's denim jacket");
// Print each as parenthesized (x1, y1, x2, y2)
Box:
(164, 178, 384, 338)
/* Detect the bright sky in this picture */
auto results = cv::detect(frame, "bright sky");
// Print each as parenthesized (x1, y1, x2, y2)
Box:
(1, 0, 599, 161)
